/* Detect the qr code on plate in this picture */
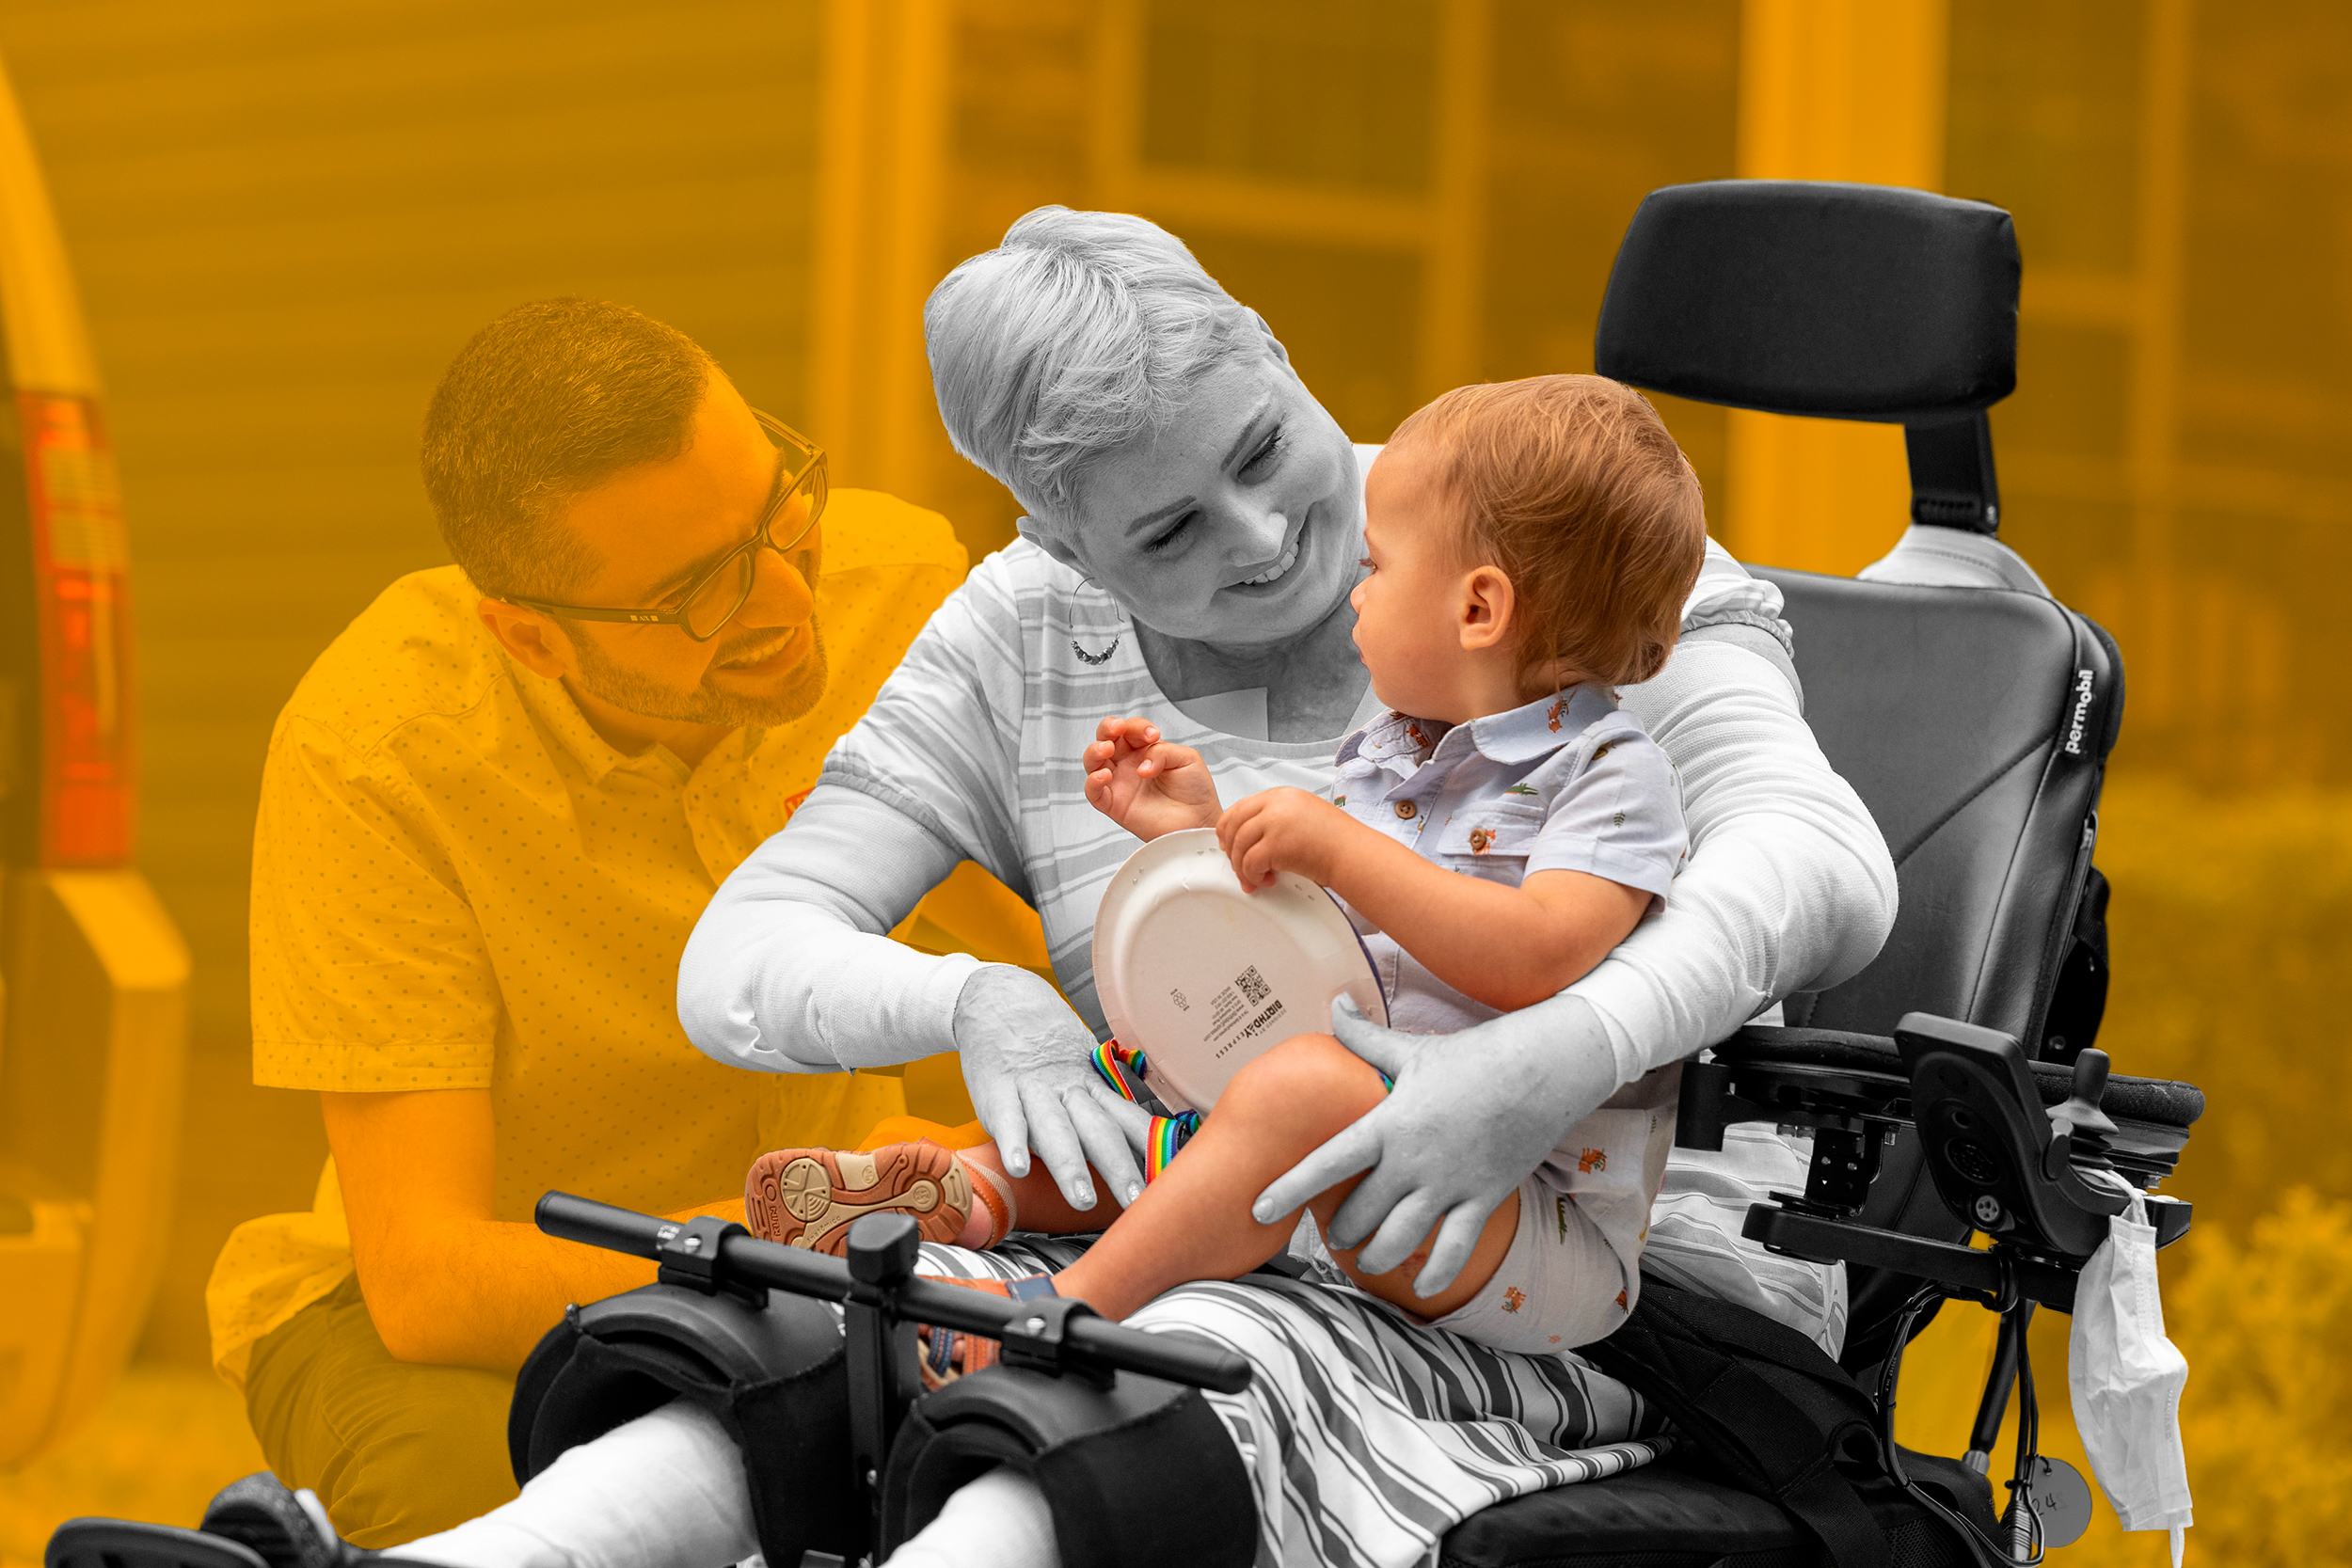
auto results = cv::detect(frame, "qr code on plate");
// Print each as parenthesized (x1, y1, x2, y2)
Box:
(1236, 965, 1270, 1005)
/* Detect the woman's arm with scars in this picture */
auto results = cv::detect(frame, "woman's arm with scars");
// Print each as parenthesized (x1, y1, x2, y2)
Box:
(677, 784, 974, 1073)
(1576, 635, 1898, 1079)
(678, 784, 1150, 1208)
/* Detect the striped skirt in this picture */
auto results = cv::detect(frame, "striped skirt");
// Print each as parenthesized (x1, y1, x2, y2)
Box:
(916, 1236, 1666, 1568)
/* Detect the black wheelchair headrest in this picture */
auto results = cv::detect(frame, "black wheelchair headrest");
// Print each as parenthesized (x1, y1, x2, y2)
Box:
(1596, 180, 2019, 424)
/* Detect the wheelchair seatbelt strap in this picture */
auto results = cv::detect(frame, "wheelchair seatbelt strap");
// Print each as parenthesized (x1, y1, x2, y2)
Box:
(1581, 1280, 1890, 1568)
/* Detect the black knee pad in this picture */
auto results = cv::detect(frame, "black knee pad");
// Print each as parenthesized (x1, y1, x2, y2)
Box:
(882, 1365, 1257, 1568)
(509, 1283, 859, 1567)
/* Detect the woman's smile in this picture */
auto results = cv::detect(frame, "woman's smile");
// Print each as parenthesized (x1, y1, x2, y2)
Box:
(1239, 538, 1298, 586)
(1230, 512, 1306, 591)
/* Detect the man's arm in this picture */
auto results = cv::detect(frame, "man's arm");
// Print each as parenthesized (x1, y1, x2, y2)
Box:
(326, 1087, 739, 1372)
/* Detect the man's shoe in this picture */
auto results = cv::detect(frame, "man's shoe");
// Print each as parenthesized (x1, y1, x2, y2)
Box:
(47, 1475, 437, 1568)
(199, 1473, 359, 1568)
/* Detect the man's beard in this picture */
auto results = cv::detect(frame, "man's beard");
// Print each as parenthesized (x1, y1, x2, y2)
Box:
(570, 622, 831, 730)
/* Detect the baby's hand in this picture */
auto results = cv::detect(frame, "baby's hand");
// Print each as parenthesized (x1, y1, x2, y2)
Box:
(1217, 787, 1354, 889)
(1083, 717, 1222, 841)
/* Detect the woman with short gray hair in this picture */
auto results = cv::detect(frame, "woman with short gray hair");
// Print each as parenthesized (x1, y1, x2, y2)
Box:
(660, 205, 1898, 1564)
(927, 207, 1292, 525)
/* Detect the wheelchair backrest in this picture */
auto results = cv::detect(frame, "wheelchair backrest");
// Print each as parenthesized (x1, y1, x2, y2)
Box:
(1597, 178, 2116, 1056)
(1757, 569, 2120, 1052)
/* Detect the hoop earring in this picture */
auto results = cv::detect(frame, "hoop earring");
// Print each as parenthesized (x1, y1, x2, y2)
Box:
(1072, 586, 1120, 665)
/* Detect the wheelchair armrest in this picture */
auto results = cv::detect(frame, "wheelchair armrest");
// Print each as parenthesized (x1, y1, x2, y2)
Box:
(1674, 1025, 1909, 1152)
(2145, 1194, 2193, 1250)
(1742, 1208, 2083, 1313)
(1678, 1013, 2201, 1276)
(1679, 1021, 2201, 1188)
(1740, 1192, 2191, 1317)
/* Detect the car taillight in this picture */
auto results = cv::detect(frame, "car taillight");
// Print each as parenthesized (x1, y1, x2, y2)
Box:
(23, 390, 133, 866)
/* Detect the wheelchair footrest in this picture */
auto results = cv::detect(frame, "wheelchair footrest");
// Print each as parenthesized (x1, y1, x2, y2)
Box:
(1744, 1206, 2080, 1313)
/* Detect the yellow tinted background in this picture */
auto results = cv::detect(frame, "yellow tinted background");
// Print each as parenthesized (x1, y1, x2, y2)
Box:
(3, 3, 2345, 1565)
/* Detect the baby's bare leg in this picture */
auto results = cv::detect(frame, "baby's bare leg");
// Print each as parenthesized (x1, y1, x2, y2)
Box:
(1310, 1170, 1519, 1323)
(958, 1143, 1132, 1234)
(1052, 1033, 1518, 1321)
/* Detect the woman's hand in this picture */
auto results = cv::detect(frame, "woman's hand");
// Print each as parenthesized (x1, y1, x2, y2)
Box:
(1083, 716, 1222, 841)
(1251, 994, 1619, 1296)
(954, 964, 1152, 1210)
(1216, 786, 1358, 888)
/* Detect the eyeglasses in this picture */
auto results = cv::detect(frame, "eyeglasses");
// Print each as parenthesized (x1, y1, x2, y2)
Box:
(505, 410, 828, 642)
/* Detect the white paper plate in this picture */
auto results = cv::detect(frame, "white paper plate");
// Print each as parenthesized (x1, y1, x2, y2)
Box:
(1091, 829, 1387, 1114)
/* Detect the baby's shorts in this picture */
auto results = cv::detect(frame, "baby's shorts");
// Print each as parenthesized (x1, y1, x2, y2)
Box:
(1430, 1065, 1682, 1356)
(1428, 1175, 1633, 1355)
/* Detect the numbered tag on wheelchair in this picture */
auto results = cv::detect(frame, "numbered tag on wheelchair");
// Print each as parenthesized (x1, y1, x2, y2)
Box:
(2019, 1455, 2093, 1549)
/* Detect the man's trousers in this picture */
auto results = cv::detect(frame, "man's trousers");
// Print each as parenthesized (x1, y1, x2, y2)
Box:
(244, 1274, 519, 1547)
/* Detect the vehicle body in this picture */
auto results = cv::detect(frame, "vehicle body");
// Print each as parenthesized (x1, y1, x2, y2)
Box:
(0, 50, 188, 1469)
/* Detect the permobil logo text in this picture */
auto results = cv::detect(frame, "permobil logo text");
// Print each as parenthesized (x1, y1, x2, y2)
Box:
(2063, 669, 2095, 755)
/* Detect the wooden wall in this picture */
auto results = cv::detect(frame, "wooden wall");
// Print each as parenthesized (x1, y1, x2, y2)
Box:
(0, 0, 823, 1362)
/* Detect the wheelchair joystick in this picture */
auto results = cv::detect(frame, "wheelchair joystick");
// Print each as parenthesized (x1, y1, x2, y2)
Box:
(2047, 1047, 2118, 1156)
(2040, 1049, 2123, 1201)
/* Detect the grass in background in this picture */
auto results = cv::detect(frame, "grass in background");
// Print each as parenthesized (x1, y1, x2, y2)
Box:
(2162, 1187, 2352, 1564)
(0, 1364, 262, 1568)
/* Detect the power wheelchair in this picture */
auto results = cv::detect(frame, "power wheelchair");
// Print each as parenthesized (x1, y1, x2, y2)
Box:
(48, 181, 2203, 1568)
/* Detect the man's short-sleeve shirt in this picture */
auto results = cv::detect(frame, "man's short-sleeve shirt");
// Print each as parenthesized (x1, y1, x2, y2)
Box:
(210, 489, 963, 1379)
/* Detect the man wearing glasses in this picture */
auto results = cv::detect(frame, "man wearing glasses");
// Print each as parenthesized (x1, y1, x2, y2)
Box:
(203, 298, 1012, 1544)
